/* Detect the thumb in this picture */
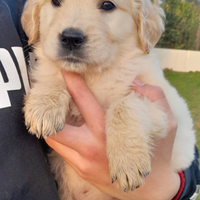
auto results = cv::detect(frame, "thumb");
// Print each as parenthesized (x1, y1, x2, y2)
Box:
(133, 79, 166, 102)
(133, 79, 177, 134)
(62, 71, 105, 135)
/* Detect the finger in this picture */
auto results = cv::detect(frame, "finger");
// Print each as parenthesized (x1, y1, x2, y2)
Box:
(132, 79, 171, 113)
(46, 137, 80, 161)
(45, 138, 83, 174)
(46, 137, 106, 180)
(133, 80, 177, 128)
(63, 71, 105, 135)
(47, 124, 85, 150)
(46, 123, 102, 153)
(133, 79, 166, 101)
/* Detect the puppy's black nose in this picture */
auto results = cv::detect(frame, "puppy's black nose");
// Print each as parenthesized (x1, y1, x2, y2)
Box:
(60, 28, 85, 50)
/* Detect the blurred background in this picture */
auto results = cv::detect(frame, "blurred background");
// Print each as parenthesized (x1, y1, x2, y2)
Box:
(154, 0, 200, 51)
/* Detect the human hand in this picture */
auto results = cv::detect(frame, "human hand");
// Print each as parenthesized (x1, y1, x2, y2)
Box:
(45, 74, 180, 200)
(132, 80, 180, 199)
(45, 72, 110, 186)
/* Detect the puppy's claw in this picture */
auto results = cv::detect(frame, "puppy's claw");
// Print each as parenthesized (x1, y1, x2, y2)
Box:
(57, 127, 61, 133)
(143, 172, 149, 178)
(43, 132, 50, 139)
(111, 175, 117, 184)
(57, 124, 64, 133)
(123, 187, 128, 193)
(35, 131, 40, 139)
(25, 122, 30, 129)
(131, 185, 135, 192)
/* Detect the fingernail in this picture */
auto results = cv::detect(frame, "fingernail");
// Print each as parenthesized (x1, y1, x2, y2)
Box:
(133, 79, 145, 86)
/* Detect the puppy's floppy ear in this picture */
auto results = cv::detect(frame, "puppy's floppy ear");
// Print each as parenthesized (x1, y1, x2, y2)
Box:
(133, 0, 165, 54)
(21, 0, 41, 45)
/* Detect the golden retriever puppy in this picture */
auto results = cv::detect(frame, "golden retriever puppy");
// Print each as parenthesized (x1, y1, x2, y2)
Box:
(21, 0, 196, 199)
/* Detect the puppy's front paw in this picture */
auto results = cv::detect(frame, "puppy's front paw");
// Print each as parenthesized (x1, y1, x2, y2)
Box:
(24, 94, 69, 138)
(108, 147, 151, 192)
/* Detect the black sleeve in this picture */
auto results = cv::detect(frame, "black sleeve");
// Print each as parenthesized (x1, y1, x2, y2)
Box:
(179, 146, 200, 200)
(0, 1, 60, 199)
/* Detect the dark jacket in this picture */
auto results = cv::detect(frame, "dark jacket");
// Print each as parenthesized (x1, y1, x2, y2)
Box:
(0, 0, 59, 199)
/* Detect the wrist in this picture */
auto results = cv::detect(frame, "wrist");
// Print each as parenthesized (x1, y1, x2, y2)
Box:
(97, 168, 181, 200)
(153, 167, 181, 200)
(172, 171, 185, 200)
(132, 167, 181, 200)
(168, 170, 182, 200)
(154, 168, 181, 200)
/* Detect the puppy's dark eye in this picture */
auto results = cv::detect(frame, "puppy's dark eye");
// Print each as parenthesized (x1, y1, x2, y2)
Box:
(52, 0, 62, 7)
(100, 1, 116, 11)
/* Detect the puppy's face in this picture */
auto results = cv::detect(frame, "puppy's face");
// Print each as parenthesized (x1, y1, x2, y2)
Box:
(22, 0, 165, 72)
(40, 0, 135, 71)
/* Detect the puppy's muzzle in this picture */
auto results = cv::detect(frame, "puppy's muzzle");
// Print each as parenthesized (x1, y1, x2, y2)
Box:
(60, 28, 85, 51)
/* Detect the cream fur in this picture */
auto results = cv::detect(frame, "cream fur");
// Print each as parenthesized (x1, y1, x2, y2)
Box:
(22, 0, 196, 199)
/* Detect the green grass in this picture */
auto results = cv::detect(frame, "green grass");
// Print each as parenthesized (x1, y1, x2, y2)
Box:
(164, 70, 200, 148)
(164, 70, 200, 199)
